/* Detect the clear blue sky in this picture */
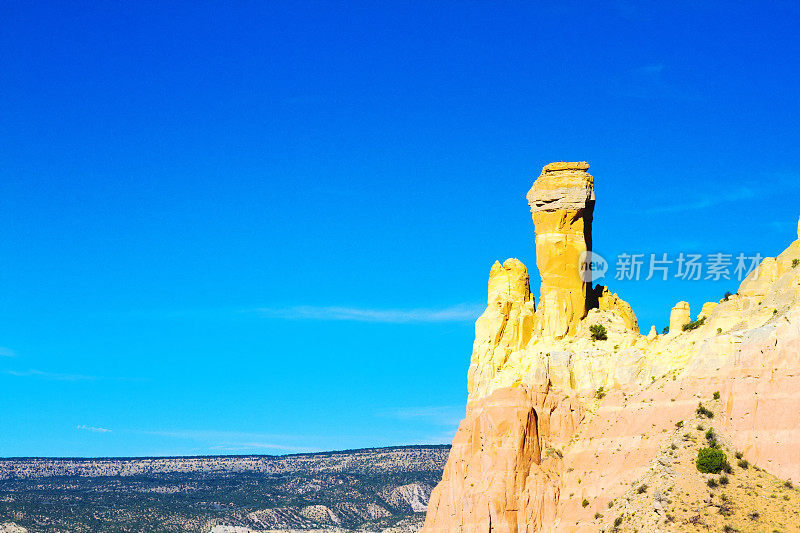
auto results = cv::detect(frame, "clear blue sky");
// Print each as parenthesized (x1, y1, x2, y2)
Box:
(1, 1, 799, 457)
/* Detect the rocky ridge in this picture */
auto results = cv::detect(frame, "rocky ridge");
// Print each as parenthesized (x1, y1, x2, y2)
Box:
(423, 161, 800, 532)
(0, 446, 447, 532)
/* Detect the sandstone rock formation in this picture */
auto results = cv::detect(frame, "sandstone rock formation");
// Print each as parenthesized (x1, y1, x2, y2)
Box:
(526, 162, 594, 339)
(423, 162, 800, 532)
(594, 285, 638, 331)
(668, 301, 691, 333)
(697, 301, 717, 320)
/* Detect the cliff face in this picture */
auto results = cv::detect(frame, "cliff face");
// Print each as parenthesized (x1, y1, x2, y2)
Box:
(423, 162, 800, 532)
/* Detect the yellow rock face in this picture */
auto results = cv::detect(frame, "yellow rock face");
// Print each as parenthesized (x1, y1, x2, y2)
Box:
(467, 259, 535, 398)
(526, 162, 594, 339)
(697, 301, 717, 320)
(669, 301, 691, 333)
(487, 258, 531, 305)
(595, 285, 639, 331)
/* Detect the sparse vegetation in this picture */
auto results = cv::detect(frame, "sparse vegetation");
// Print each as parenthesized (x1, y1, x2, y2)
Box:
(696, 403, 714, 418)
(614, 515, 623, 528)
(720, 475, 729, 485)
(793, 258, 799, 268)
(637, 483, 648, 494)
(738, 459, 750, 469)
(590, 324, 608, 341)
(717, 327, 723, 334)
(675, 420, 683, 428)
(582, 498, 589, 507)
(713, 391, 721, 400)
(704, 427, 719, 448)
(595, 386, 607, 399)
(594, 512, 602, 519)
(735, 451, 743, 459)
(662, 326, 669, 334)
(696, 447, 728, 474)
(707, 478, 718, 488)
(545, 447, 563, 458)
(723, 291, 734, 301)
(682, 316, 706, 331)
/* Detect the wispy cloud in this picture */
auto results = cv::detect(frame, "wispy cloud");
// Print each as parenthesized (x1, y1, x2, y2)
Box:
(7, 369, 98, 381)
(383, 406, 463, 427)
(139, 429, 298, 440)
(0, 347, 16, 357)
(6, 369, 141, 382)
(644, 186, 757, 214)
(77, 424, 112, 433)
(209, 442, 316, 453)
(137, 429, 317, 454)
(253, 304, 483, 323)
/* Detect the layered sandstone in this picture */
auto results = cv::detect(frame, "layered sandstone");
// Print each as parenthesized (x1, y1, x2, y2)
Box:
(668, 301, 691, 333)
(423, 165, 800, 532)
(526, 162, 594, 339)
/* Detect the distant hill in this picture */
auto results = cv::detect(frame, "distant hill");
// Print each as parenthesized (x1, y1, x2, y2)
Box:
(0, 445, 450, 533)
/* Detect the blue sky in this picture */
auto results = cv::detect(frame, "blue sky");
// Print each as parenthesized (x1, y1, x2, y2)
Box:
(1, 1, 799, 457)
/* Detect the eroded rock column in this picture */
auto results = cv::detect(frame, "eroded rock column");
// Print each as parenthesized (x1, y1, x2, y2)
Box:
(526, 162, 595, 339)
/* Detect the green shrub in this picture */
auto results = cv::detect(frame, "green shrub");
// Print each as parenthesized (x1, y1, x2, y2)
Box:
(720, 475, 729, 485)
(696, 403, 714, 418)
(594, 512, 602, 519)
(614, 515, 623, 528)
(637, 484, 648, 494)
(675, 420, 683, 428)
(722, 462, 733, 474)
(784, 480, 793, 489)
(707, 478, 718, 488)
(738, 459, 749, 469)
(705, 428, 715, 441)
(595, 386, 606, 399)
(713, 391, 721, 400)
(735, 451, 743, 459)
(683, 316, 706, 331)
(793, 258, 799, 268)
(590, 324, 608, 341)
(717, 327, 722, 334)
(582, 498, 589, 507)
(723, 291, 734, 301)
(662, 326, 669, 334)
(696, 448, 728, 473)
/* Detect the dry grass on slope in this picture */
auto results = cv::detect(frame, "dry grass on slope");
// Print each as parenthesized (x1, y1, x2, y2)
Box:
(600, 399, 800, 533)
